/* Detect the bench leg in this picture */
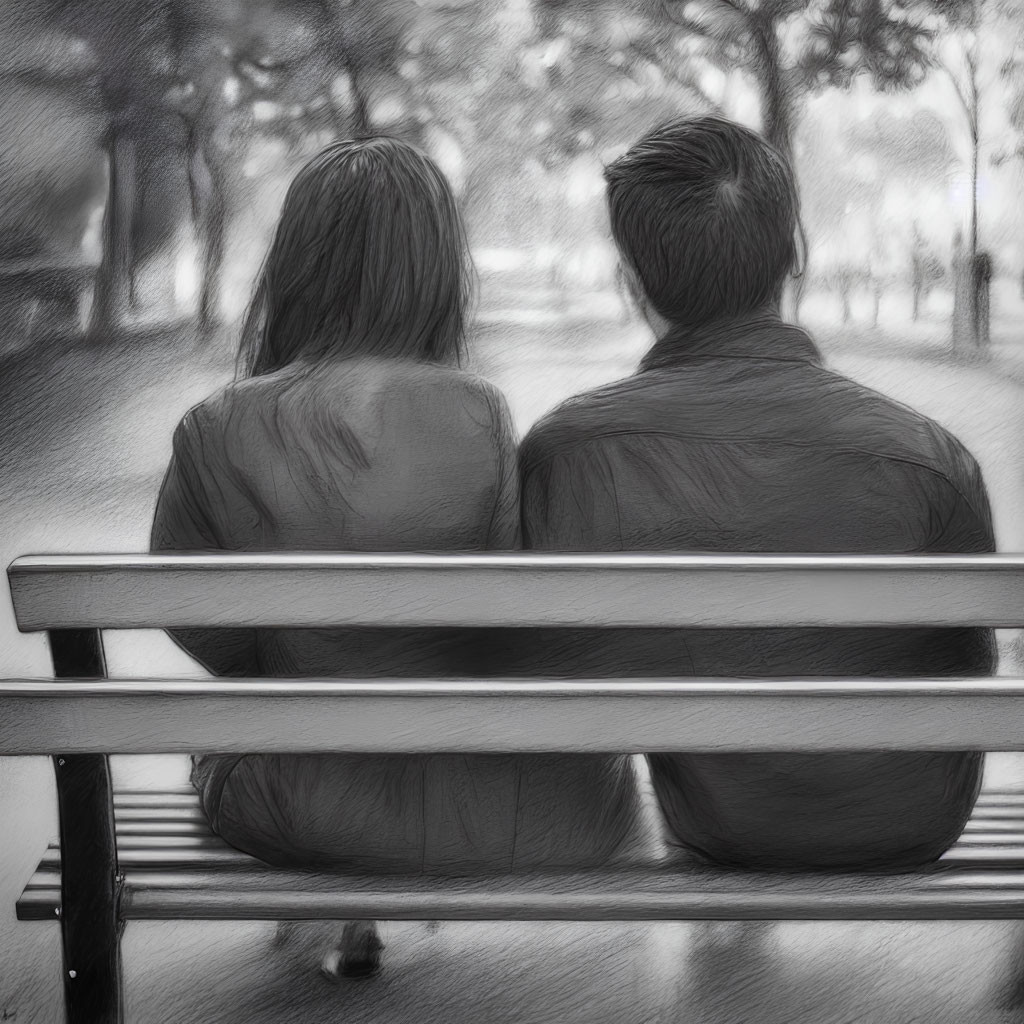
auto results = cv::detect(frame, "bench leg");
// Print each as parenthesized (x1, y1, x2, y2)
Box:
(50, 630, 123, 1024)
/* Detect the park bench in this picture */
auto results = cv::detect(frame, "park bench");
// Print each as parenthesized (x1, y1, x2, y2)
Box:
(0, 261, 95, 342)
(7, 551, 1024, 1023)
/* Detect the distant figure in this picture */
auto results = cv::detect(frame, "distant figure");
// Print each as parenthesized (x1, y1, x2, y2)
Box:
(517, 116, 995, 871)
(151, 139, 644, 974)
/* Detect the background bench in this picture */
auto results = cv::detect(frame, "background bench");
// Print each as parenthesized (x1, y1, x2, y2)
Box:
(0, 261, 94, 345)
(7, 552, 1024, 1024)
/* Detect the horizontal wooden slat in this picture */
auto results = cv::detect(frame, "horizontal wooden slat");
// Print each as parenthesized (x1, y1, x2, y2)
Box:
(113, 791, 198, 806)
(10, 553, 1024, 631)
(38, 849, 251, 869)
(22, 864, 1024, 922)
(113, 823, 211, 837)
(19, 788, 1024, 922)
(949, 834, 1024, 845)
(963, 811, 1024, 823)
(114, 805, 205, 820)
(961, 821, 1024, 832)
(6, 678, 1024, 753)
(88, 835, 218, 850)
(937, 848, 1024, 863)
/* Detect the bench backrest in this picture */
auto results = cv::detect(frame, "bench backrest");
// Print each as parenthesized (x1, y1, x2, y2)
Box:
(7, 552, 1024, 756)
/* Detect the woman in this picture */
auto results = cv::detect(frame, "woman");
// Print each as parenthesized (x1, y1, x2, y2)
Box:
(151, 138, 645, 977)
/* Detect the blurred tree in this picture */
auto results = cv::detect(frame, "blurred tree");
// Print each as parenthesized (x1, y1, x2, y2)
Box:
(634, 0, 972, 162)
(501, 0, 712, 266)
(845, 109, 955, 320)
(165, 0, 310, 336)
(0, 0, 105, 253)
(928, 0, 1024, 352)
(46, 0, 181, 338)
(531, 0, 714, 157)
(932, 0, 988, 351)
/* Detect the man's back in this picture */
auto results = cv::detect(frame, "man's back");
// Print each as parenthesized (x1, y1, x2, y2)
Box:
(519, 316, 995, 870)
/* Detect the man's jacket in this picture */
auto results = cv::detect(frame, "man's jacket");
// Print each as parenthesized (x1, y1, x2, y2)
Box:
(519, 313, 995, 870)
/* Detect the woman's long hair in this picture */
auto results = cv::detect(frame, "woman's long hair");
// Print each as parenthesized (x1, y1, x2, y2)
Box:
(238, 137, 473, 378)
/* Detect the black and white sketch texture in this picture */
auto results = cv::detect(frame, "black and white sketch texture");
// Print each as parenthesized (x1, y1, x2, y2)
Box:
(5, 0, 1024, 1020)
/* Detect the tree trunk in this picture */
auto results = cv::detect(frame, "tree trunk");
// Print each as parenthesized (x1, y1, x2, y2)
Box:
(964, 18, 983, 350)
(952, 241, 973, 356)
(750, 14, 800, 317)
(963, 131, 980, 350)
(186, 125, 228, 337)
(750, 18, 794, 162)
(89, 127, 137, 341)
(198, 161, 226, 337)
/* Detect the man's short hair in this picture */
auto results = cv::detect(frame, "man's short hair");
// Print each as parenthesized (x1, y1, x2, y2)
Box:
(604, 116, 799, 326)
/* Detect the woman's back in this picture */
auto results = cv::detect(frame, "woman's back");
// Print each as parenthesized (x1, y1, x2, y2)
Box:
(192, 357, 513, 550)
(153, 356, 644, 872)
(154, 358, 518, 677)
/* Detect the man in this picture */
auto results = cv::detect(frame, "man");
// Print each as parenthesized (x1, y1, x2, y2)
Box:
(518, 116, 996, 871)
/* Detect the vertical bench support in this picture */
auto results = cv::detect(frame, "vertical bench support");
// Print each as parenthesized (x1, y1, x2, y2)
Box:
(50, 629, 122, 1024)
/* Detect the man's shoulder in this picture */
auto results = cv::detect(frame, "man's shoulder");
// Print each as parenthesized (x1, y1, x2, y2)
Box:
(521, 362, 984, 502)
(814, 369, 984, 499)
(520, 375, 645, 472)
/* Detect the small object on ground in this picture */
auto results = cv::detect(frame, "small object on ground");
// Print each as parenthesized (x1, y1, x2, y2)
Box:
(320, 921, 384, 981)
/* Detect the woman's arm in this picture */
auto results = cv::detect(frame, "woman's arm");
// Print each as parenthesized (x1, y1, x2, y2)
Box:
(151, 410, 259, 677)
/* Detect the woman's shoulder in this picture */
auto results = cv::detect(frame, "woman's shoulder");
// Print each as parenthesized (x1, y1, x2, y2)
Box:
(172, 383, 236, 439)
(385, 362, 515, 441)
(174, 360, 511, 449)
(170, 379, 266, 460)
(175, 367, 297, 427)
(308, 357, 511, 421)
(388, 359, 506, 406)
(347, 356, 496, 392)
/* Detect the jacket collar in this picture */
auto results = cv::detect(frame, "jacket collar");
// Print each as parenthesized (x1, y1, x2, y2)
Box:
(638, 312, 822, 374)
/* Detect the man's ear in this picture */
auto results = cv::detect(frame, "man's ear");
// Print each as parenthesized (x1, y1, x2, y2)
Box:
(791, 217, 808, 280)
(618, 260, 644, 307)
(619, 260, 671, 339)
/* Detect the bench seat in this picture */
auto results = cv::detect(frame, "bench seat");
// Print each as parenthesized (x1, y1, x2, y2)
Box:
(19, 788, 1024, 923)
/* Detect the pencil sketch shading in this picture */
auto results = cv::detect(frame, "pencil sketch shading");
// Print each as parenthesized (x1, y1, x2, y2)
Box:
(4, 0, 1024, 1020)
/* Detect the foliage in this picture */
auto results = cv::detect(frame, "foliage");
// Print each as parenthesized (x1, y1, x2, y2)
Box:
(626, 0, 975, 155)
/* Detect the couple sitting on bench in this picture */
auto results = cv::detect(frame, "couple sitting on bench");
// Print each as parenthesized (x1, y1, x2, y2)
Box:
(150, 115, 994, 942)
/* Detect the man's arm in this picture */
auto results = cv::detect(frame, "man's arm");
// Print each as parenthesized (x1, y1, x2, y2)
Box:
(521, 440, 623, 551)
(917, 458, 998, 677)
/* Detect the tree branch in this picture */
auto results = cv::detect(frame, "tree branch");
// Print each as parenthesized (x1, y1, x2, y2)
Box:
(934, 55, 976, 136)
